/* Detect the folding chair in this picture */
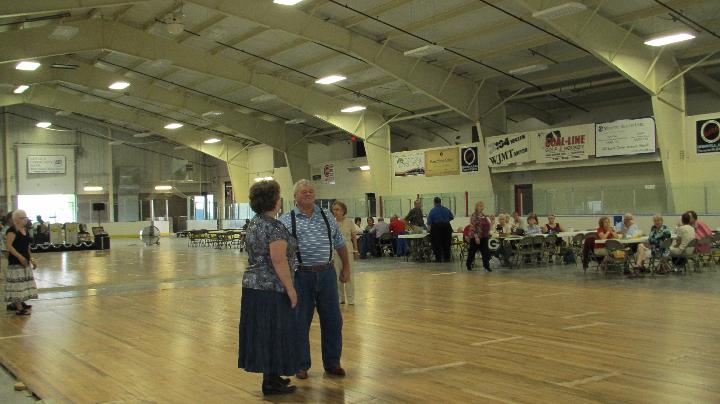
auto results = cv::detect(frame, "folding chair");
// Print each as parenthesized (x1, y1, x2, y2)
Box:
(648, 238, 673, 275)
(543, 234, 558, 264)
(601, 239, 630, 275)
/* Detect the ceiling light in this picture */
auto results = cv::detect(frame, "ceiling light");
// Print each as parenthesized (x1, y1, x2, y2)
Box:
(315, 75, 347, 85)
(13, 85, 29, 94)
(532, 2, 587, 19)
(403, 44, 445, 58)
(50, 63, 79, 69)
(16, 61, 41, 71)
(508, 64, 548, 75)
(644, 33, 695, 47)
(109, 140, 124, 145)
(254, 176, 274, 182)
(273, 0, 303, 5)
(164, 123, 183, 129)
(260, 115, 278, 122)
(359, 165, 370, 171)
(285, 118, 306, 125)
(49, 25, 79, 40)
(251, 94, 277, 103)
(341, 105, 366, 113)
(155, 185, 172, 191)
(55, 110, 72, 116)
(36, 122, 52, 128)
(133, 132, 153, 138)
(204, 138, 221, 144)
(201, 111, 223, 118)
(83, 186, 104, 192)
(108, 81, 130, 90)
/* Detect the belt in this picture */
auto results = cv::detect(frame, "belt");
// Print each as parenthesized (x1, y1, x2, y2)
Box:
(298, 263, 332, 272)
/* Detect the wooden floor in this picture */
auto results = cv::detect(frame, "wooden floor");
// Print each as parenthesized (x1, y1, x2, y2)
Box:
(1, 239, 719, 403)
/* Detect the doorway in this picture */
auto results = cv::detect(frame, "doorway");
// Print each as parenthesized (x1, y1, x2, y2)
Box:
(514, 184, 533, 215)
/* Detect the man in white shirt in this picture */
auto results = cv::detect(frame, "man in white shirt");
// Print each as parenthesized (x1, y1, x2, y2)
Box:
(370, 217, 390, 238)
(615, 213, 640, 237)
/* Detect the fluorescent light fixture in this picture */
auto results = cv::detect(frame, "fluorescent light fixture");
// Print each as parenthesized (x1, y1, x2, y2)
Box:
(532, 2, 587, 19)
(254, 176, 274, 182)
(204, 138, 221, 144)
(49, 25, 79, 40)
(273, 0, 303, 5)
(133, 132, 153, 138)
(16, 61, 41, 71)
(13, 85, 29, 94)
(174, 145, 188, 150)
(251, 94, 277, 103)
(341, 105, 366, 113)
(285, 118, 306, 125)
(359, 165, 370, 171)
(315, 75, 346, 85)
(50, 63, 79, 69)
(83, 186, 104, 192)
(108, 81, 130, 90)
(55, 110, 72, 116)
(109, 140, 124, 145)
(403, 44, 445, 58)
(508, 64, 548, 75)
(155, 185, 172, 191)
(201, 110, 223, 118)
(36, 122, 52, 128)
(164, 123, 183, 129)
(644, 33, 695, 47)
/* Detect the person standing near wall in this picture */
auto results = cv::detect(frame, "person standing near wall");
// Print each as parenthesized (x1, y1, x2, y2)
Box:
(466, 202, 492, 272)
(5, 210, 37, 316)
(427, 197, 454, 262)
(331, 201, 357, 305)
(404, 200, 425, 231)
(280, 180, 350, 380)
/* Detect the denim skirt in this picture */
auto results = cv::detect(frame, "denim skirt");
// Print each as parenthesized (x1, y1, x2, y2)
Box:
(238, 288, 300, 376)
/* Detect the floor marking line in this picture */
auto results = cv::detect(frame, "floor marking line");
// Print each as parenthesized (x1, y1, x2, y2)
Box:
(0, 334, 41, 340)
(470, 336, 522, 346)
(430, 272, 457, 276)
(402, 361, 467, 374)
(556, 371, 621, 387)
(487, 281, 517, 286)
(533, 292, 570, 298)
(562, 311, 602, 319)
(562, 322, 612, 330)
(461, 388, 519, 403)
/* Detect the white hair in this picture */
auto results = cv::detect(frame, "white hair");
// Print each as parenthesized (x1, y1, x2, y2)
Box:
(293, 179, 314, 195)
(11, 210, 27, 222)
(624, 213, 634, 219)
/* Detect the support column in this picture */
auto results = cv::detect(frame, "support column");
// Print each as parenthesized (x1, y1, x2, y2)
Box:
(226, 149, 249, 204)
(474, 122, 499, 212)
(217, 180, 225, 221)
(652, 78, 688, 212)
(106, 126, 114, 222)
(358, 113, 392, 197)
(284, 140, 310, 185)
(3, 109, 12, 210)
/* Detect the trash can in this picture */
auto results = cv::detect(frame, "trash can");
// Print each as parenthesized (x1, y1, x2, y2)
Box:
(95, 234, 110, 250)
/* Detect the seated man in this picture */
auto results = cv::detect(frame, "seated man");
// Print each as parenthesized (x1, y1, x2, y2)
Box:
(358, 217, 375, 259)
(370, 217, 391, 256)
(389, 215, 408, 256)
(615, 213, 640, 238)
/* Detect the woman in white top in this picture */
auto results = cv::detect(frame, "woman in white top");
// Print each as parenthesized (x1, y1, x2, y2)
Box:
(670, 212, 696, 257)
(332, 201, 358, 305)
(494, 213, 512, 237)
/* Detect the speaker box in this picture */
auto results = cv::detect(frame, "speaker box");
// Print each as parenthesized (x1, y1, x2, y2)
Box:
(92, 203, 106, 211)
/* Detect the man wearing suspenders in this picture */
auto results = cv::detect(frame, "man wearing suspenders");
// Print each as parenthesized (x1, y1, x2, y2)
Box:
(280, 180, 351, 379)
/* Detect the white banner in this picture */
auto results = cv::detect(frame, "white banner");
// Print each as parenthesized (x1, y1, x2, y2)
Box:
(27, 155, 66, 174)
(595, 118, 656, 157)
(486, 133, 530, 167)
(393, 150, 425, 176)
(534, 124, 595, 163)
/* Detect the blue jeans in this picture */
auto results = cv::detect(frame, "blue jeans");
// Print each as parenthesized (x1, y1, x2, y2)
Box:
(294, 266, 343, 370)
(358, 233, 376, 258)
(393, 233, 408, 256)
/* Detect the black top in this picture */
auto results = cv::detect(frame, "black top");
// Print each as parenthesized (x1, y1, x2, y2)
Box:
(6, 227, 31, 266)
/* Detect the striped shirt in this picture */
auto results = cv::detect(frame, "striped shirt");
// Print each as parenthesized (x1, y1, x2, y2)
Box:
(279, 205, 345, 266)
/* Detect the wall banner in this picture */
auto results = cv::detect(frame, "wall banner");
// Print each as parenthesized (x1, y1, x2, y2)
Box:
(534, 124, 595, 163)
(696, 118, 720, 154)
(425, 147, 459, 177)
(460, 145, 479, 174)
(486, 133, 530, 167)
(27, 155, 66, 174)
(595, 117, 656, 157)
(393, 150, 425, 176)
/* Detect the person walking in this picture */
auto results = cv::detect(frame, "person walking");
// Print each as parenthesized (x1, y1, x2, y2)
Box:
(331, 201, 357, 305)
(5, 210, 37, 316)
(466, 201, 492, 272)
(427, 197, 454, 262)
(280, 180, 350, 380)
(238, 180, 300, 395)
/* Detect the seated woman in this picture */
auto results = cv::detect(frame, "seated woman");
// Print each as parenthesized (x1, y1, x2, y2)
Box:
(510, 211, 524, 235)
(358, 217, 376, 259)
(493, 214, 512, 237)
(688, 210, 712, 254)
(543, 214, 563, 234)
(670, 212, 696, 261)
(525, 213, 542, 235)
(595, 216, 618, 257)
(634, 214, 671, 270)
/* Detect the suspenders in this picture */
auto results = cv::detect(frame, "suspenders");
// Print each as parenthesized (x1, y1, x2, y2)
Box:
(291, 208, 333, 265)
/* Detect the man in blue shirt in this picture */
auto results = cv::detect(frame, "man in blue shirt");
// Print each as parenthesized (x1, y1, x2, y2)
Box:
(279, 180, 350, 380)
(427, 196, 454, 262)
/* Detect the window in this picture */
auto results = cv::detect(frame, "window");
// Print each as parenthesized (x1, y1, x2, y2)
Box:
(18, 194, 77, 223)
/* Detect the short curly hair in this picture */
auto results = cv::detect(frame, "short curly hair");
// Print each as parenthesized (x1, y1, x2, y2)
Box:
(249, 180, 280, 214)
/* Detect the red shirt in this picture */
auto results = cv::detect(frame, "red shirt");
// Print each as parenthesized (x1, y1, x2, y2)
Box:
(389, 219, 406, 235)
(595, 226, 614, 249)
(470, 212, 492, 238)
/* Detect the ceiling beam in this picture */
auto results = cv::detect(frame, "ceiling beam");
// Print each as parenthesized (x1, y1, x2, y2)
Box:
(190, 0, 501, 122)
(687, 69, 720, 97)
(0, 0, 151, 18)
